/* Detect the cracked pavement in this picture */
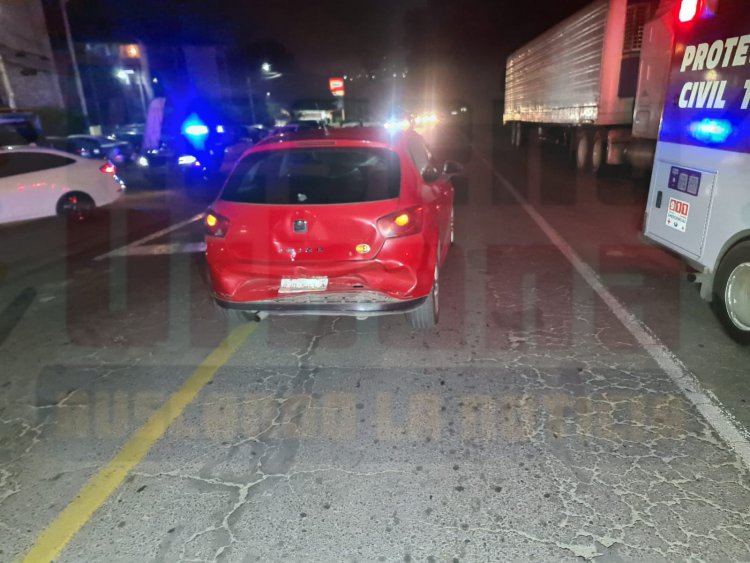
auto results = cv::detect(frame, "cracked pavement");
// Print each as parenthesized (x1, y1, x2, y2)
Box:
(1, 117, 750, 562)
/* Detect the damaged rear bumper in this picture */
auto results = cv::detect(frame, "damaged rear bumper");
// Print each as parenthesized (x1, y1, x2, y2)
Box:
(215, 291, 426, 317)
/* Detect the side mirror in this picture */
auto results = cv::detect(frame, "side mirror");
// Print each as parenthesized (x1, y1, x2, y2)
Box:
(422, 166, 440, 183)
(442, 160, 464, 175)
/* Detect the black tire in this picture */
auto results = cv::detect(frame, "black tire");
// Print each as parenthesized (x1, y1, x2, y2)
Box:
(713, 242, 750, 344)
(511, 122, 524, 148)
(56, 192, 95, 221)
(408, 265, 439, 330)
(591, 129, 610, 176)
(565, 128, 577, 163)
(575, 130, 591, 171)
(219, 305, 259, 325)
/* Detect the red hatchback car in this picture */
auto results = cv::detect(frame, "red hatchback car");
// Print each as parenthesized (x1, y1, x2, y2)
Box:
(204, 127, 457, 328)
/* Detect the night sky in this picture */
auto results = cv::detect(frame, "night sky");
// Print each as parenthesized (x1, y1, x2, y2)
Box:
(67, 0, 594, 72)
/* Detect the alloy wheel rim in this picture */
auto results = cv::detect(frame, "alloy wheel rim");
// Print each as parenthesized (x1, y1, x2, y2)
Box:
(725, 262, 750, 331)
(62, 195, 91, 220)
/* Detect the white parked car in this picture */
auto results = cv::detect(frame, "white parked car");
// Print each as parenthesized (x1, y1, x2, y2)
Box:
(0, 147, 125, 223)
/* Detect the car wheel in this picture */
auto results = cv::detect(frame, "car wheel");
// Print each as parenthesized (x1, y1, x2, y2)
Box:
(56, 192, 95, 221)
(408, 264, 439, 330)
(511, 122, 525, 147)
(713, 242, 750, 344)
(219, 305, 260, 325)
(575, 130, 591, 171)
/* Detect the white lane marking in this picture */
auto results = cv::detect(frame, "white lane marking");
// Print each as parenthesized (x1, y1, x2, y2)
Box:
(94, 213, 203, 261)
(489, 164, 750, 469)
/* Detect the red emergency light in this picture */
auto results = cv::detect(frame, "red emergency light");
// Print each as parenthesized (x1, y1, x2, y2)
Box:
(678, 0, 701, 22)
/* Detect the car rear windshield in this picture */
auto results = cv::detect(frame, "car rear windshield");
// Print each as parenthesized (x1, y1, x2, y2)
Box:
(220, 147, 401, 204)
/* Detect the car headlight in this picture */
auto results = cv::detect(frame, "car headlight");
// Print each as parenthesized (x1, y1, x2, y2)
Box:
(384, 118, 410, 131)
(178, 154, 198, 166)
(137, 155, 149, 167)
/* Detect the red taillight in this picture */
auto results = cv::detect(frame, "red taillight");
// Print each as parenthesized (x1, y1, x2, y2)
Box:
(377, 206, 424, 238)
(204, 210, 230, 237)
(99, 162, 116, 174)
(679, 0, 700, 22)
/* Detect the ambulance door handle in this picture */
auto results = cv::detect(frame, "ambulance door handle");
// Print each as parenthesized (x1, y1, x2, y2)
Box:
(655, 191, 663, 209)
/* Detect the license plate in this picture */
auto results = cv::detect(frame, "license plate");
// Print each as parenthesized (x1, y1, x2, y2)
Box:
(279, 277, 328, 294)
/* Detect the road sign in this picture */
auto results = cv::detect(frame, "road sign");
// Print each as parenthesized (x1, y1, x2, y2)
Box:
(329, 77, 345, 97)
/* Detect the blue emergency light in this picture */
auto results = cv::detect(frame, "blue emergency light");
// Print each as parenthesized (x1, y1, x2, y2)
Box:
(182, 113, 209, 149)
(178, 154, 200, 166)
(185, 124, 209, 136)
(689, 118, 733, 144)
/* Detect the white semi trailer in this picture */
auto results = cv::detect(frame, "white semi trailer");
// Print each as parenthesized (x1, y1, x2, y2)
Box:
(503, 0, 678, 174)
(507, 0, 750, 344)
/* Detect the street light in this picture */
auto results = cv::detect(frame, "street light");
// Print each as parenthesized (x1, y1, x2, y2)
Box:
(260, 61, 281, 79)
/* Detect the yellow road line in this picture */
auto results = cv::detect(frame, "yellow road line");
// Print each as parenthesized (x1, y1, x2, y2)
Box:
(23, 323, 258, 563)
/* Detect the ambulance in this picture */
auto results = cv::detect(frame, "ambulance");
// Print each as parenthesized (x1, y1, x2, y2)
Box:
(643, 0, 750, 343)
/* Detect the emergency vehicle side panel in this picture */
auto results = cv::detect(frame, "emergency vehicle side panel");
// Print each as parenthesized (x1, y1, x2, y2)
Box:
(645, 148, 717, 260)
(644, 0, 750, 274)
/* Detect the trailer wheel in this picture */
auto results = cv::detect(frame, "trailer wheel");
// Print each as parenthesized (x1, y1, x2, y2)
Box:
(591, 130, 610, 176)
(713, 241, 750, 344)
(575, 130, 591, 171)
(565, 129, 576, 161)
(511, 123, 523, 147)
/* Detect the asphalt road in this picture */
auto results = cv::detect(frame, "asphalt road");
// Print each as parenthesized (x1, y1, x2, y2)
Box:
(1, 122, 749, 562)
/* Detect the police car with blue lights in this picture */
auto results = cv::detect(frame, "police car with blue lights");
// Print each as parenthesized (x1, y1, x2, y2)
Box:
(643, 0, 750, 343)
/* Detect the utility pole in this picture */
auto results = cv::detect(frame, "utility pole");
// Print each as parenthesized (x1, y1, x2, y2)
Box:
(60, 0, 91, 132)
(0, 54, 17, 109)
(246, 75, 257, 124)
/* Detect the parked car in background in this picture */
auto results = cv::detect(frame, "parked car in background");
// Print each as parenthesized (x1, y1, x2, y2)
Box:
(133, 138, 177, 186)
(0, 147, 125, 223)
(268, 120, 324, 137)
(216, 125, 269, 175)
(0, 111, 43, 147)
(205, 127, 458, 329)
(46, 135, 135, 165)
(110, 123, 145, 152)
(181, 124, 268, 190)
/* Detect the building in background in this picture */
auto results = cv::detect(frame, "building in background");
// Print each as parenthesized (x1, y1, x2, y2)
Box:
(76, 39, 237, 135)
(0, 0, 64, 110)
(78, 41, 154, 130)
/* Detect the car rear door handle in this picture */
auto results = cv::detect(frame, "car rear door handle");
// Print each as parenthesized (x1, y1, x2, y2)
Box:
(655, 191, 663, 209)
